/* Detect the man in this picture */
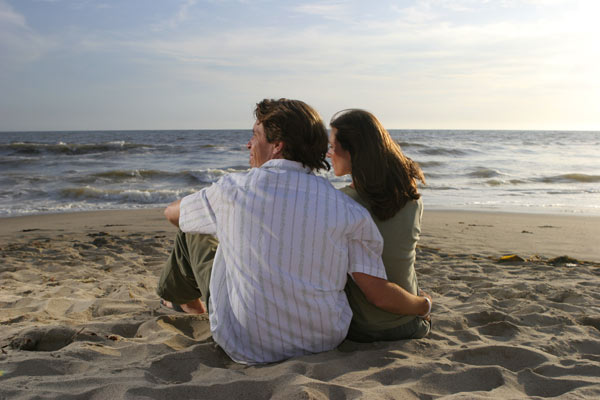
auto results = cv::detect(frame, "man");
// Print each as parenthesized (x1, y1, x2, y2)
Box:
(158, 98, 431, 364)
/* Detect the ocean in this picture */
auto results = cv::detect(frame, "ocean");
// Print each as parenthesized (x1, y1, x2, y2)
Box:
(1, 130, 599, 217)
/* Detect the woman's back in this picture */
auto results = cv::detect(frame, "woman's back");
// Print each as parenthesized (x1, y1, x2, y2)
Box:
(342, 185, 423, 333)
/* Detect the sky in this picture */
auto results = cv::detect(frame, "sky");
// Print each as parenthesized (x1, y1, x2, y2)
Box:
(1, 0, 599, 131)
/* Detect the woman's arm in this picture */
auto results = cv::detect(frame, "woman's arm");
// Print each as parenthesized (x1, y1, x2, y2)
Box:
(352, 272, 431, 317)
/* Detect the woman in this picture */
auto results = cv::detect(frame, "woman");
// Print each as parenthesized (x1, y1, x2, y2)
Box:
(328, 109, 430, 342)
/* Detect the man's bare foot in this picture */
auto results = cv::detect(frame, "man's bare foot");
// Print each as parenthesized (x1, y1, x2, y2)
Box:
(160, 298, 206, 314)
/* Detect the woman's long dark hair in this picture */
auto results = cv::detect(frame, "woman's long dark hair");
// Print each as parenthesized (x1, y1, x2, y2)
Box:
(330, 109, 425, 220)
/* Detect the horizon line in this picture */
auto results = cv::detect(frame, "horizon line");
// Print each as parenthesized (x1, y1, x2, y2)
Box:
(1, 128, 599, 134)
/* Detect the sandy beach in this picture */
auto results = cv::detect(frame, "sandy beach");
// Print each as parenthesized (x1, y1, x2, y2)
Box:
(1, 208, 599, 399)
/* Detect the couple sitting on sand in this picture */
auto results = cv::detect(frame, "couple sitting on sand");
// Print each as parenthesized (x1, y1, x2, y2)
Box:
(156, 98, 432, 364)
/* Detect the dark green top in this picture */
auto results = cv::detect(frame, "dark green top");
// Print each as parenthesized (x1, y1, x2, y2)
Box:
(341, 185, 423, 331)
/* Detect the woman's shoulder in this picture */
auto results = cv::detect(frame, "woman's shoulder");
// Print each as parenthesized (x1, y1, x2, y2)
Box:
(339, 184, 357, 197)
(339, 185, 369, 208)
(390, 197, 423, 224)
(341, 185, 423, 221)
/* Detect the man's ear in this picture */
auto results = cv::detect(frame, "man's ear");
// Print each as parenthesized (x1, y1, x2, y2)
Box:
(272, 141, 284, 158)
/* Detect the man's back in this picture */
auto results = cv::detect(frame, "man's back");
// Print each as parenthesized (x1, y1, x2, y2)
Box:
(179, 159, 386, 363)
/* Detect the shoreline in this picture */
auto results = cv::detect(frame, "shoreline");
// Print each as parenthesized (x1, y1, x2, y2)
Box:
(2, 207, 599, 262)
(3, 203, 600, 220)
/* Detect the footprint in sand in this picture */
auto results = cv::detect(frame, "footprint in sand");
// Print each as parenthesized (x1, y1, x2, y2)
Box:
(517, 368, 595, 397)
(450, 345, 551, 372)
(416, 366, 506, 394)
(10, 326, 102, 351)
(477, 321, 521, 340)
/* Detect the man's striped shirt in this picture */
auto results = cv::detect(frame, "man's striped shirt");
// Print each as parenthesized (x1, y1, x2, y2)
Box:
(179, 159, 386, 364)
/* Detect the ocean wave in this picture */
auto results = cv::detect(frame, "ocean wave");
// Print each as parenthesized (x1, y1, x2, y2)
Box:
(196, 144, 239, 151)
(0, 202, 164, 217)
(73, 167, 249, 185)
(1, 141, 150, 155)
(187, 169, 232, 183)
(417, 161, 444, 168)
(0, 156, 41, 168)
(420, 185, 458, 191)
(486, 179, 527, 186)
(538, 174, 600, 183)
(60, 186, 197, 204)
(467, 168, 503, 179)
(423, 172, 452, 179)
(323, 173, 352, 188)
(92, 169, 173, 179)
(227, 146, 248, 152)
(226, 165, 252, 171)
(72, 170, 177, 185)
(546, 189, 599, 195)
(418, 148, 470, 156)
(486, 179, 503, 187)
(397, 141, 428, 149)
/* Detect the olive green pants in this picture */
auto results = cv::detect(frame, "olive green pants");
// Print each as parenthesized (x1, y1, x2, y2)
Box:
(346, 315, 431, 343)
(156, 231, 218, 308)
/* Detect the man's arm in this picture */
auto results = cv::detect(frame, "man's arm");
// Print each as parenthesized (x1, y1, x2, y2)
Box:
(352, 272, 431, 317)
(164, 199, 182, 228)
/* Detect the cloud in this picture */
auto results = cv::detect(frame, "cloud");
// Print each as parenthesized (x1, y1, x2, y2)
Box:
(75, 0, 595, 93)
(0, 0, 54, 73)
(153, 0, 198, 31)
(0, 0, 27, 27)
(292, 1, 349, 18)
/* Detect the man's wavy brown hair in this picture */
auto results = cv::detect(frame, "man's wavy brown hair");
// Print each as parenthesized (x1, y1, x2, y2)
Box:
(330, 109, 425, 220)
(254, 99, 330, 172)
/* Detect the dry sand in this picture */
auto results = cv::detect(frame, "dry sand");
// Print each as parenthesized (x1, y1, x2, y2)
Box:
(1, 208, 599, 399)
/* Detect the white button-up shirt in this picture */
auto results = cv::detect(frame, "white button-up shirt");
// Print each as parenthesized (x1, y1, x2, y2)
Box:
(179, 159, 386, 364)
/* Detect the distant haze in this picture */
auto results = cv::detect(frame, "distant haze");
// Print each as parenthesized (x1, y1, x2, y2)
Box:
(1, 0, 599, 131)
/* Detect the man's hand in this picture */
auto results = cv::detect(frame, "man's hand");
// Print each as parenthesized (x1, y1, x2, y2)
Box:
(352, 272, 432, 317)
(164, 199, 182, 228)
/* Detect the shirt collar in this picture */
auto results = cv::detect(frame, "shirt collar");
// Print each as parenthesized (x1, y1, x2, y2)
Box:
(261, 159, 312, 174)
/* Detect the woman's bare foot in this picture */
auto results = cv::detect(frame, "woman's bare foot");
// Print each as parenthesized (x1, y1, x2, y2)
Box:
(160, 298, 206, 314)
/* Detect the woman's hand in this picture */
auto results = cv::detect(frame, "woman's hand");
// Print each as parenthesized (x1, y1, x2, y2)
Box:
(418, 289, 432, 321)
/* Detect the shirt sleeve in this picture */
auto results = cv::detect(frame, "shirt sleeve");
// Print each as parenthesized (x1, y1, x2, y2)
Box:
(178, 183, 219, 235)
(347, 209, 387, 280)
